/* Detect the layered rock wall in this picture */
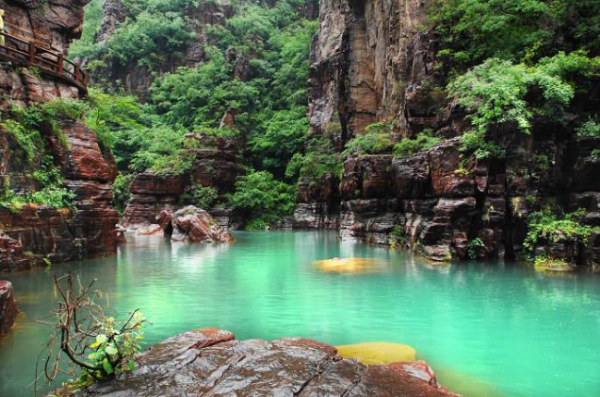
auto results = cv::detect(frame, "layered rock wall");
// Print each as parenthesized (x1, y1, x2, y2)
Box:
(122, 133, 245, 229)
(301, 0, 600, 264)
(0, 0, 119, 271)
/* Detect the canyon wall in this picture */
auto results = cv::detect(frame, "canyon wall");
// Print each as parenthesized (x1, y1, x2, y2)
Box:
(301, 0, 600, 264)
(0, 0, 119, 271)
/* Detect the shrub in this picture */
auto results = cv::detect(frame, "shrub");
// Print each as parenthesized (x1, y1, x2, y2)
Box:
(342, 124, 394, 157)
(112, 174, 134, 215)
(183, 184, 219, 209)
(285, 134, 342, 181)
(230, 171, 295, 227)
(577, 120, 600, 139)
(534, 256, 571, 269)
(37, 274, 147, 393)
(523, 208, 594, 258)
(393, 129, 442, 158)
(389, 226, 408, 250)
(468, 238, 486, 259)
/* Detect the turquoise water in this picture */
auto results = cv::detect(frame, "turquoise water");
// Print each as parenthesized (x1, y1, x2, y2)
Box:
(1, 231, 600, 397)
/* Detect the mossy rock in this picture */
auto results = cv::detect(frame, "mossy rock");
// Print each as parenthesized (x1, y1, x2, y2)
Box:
(335, 342, 416, 365)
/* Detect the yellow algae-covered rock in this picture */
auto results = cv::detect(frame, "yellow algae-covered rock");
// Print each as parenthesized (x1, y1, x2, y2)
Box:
(336, 342, 417, 365)
(314, 258, 390, 274)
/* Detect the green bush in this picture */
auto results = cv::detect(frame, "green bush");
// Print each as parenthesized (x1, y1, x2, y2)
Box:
(183, 184, 219, 209)
(431, 0, 600, 73)
(393, 129, 442, 158)
(342, 124, 394, 156)
(577, 120, 600, 139)
(230, 171, 295, 227)
(112, 174, 134, 215)
(467, 238, 486, 259)
(523, 208, 594, 258)
(286, 134, 342, 181)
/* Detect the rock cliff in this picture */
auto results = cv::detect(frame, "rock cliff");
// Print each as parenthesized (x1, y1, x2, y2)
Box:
(300, 0, 600, 264)
(69, 328, 460, 397)
(122, 130, 245, 230)
(0, 0, 119, 271)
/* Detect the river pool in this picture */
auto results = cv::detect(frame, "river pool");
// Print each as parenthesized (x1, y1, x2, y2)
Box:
(1, 231, 600, 396)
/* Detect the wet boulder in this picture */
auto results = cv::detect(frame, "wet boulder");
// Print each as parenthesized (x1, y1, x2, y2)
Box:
(71, 328, 460, 397)
(0, 280, 18, 338)
(161, 206, 234, 243)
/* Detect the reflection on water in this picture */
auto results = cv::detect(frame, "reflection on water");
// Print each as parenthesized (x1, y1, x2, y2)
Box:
(1, 231, 600, 397)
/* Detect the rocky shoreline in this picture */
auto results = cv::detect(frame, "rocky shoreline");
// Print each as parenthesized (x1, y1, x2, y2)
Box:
(67, 328, 460, 397)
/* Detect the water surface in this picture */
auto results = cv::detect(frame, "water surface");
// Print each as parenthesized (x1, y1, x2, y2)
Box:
(1, 231, 600, 397)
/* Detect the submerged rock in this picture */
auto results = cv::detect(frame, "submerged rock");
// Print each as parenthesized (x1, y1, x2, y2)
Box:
(336, 342, 417, 365)
(0, 280, 18, 338)
(159, 206, 234, 244)
(71, 328, 459, 397)
(315, 258, 391, 274)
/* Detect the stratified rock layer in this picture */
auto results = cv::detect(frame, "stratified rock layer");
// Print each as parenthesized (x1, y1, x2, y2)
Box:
(72, 328, 459, 397)
(301, 0, 600, 264)
(123, 132, 245, 230)
(0, 280, 18, 338)
(0, 0, 120, 271)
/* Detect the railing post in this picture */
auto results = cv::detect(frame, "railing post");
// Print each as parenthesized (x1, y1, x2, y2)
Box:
(75, 63, 81, 82)
(57, 54, 64, 74)
(28, 42, 36, 64)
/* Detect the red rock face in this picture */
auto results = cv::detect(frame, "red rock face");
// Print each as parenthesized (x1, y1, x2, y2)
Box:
(122, 132, 246, 230)
(122, 173, 186, 227)
(68, 328, 460, 397)
(0, 280, 18, 338)
(0, 122, 119, 271)
(0, 1, 120, 271)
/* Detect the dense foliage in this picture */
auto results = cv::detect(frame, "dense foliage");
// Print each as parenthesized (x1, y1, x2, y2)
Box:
(523, 208, 594, 261)
(229, 171, 296, 229)
(431, 0, 600, 74)
(71, 0, 318, 226)
(0, 100, 82, 210)
(393, 129, 442, 159)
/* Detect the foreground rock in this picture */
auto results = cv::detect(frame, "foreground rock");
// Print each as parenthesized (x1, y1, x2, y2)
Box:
(159, 206, 234, 243)
(0, 281, 18, 338)
(72, 328, 459, 397)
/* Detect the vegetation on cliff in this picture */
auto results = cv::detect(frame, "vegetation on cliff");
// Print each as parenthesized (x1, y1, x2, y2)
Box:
(70, 0, 316, 226)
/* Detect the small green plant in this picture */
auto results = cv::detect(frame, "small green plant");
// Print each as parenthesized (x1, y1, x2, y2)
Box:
(576, 120, 600, 139)
(286, 134, 342, 181)
(590, 149, 600, 164)
(183, 183, 219, 209)
(393, 129, 442, 158)
(468, 238, 486, 259)
(523, 208, 594, 259)
(112, 174, 134, 215)
(342, 127, 394, 157)
(533, 255, 572, 270)
(459, 130, 504, 160)
(389, 226, 408, 250)
(37, 273, 147, 394)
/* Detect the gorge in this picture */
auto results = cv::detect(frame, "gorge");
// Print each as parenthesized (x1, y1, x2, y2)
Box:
(0, 0, 600, 396)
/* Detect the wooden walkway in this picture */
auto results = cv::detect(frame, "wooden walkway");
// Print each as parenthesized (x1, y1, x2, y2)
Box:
(0, 30, 88, 91)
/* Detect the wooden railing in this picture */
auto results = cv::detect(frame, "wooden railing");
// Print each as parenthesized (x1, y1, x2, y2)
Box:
(0, 30, 88, 90)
